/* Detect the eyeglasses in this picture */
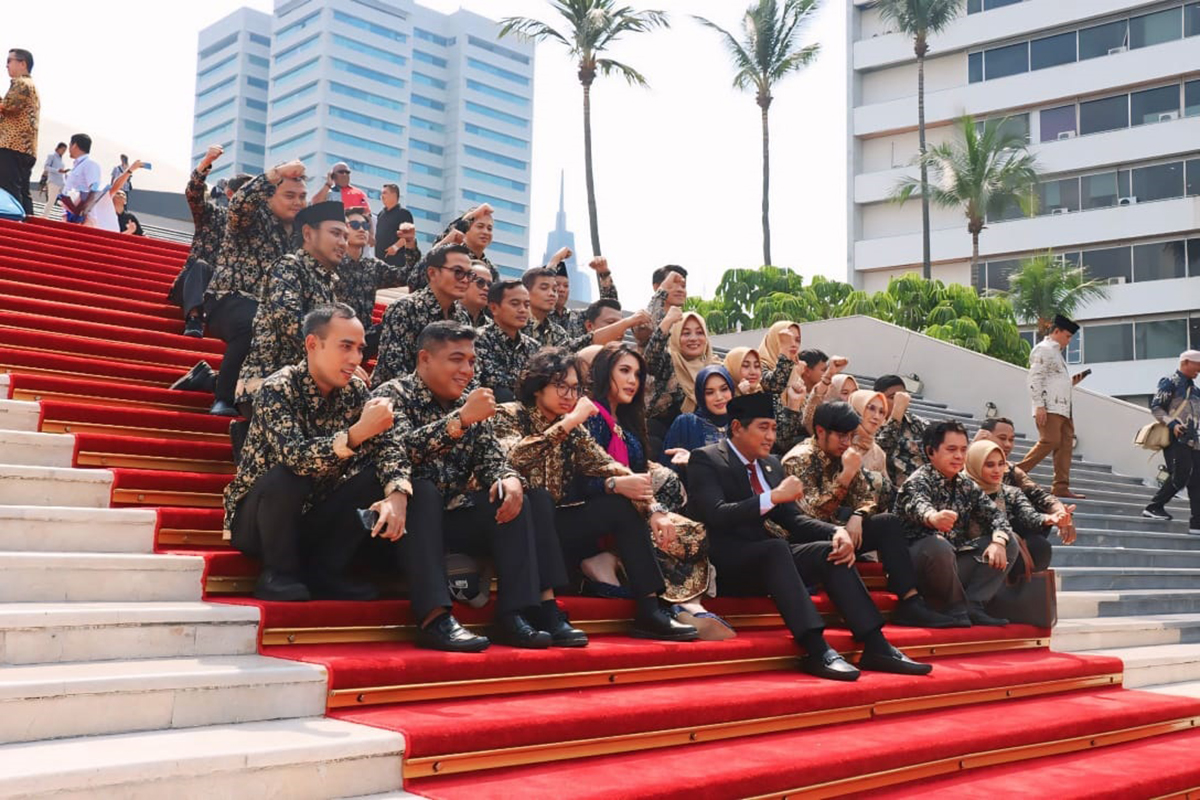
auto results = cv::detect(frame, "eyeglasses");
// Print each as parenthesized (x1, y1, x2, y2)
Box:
(552, 381, 581, 399)
(470, 276, 490, 290)
(347, 220, 369, 231)
(438, 265, 473, 283)
(333, 169, 350, 176)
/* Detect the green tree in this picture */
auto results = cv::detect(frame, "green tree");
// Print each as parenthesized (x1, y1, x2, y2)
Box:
(892, 115, 1040, 281)
(500, 1, 668, 257)
(694, 0, 821, 267)
(873, 0, 964, 280)
(1003, 250, 1111, 338)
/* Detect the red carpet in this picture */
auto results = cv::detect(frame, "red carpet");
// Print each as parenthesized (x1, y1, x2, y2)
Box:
(4, 215, 1198, 797)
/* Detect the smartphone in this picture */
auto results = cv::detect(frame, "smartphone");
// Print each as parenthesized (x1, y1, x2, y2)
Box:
(357, 508, 379, 532)
(1078, 369, 1092, 379)
(140, 163, 152, 170)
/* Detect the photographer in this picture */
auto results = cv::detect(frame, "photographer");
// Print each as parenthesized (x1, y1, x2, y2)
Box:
(1144, 351, 1200, 533)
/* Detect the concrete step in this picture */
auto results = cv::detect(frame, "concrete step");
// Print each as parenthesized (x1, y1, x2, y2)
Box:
(1056, 567, 1200, 591)
(0, 431, 74, 468)
(1051, 546, 1200, 569)
(1063, 497, 1182, 518)
(1084, 643, 1200, 688)
(1058, 589, 1200, 618)
(0, 717, 404, 798)
(1141, 679, 1200, 700)
(0, 464, 112, 508)
(1024, 472, 1163, 497)
(0, 399, 40, 432)
(0, 552, 203, 603)
(0, 602, 261, 665)
(1028, 466, 1144, 487)
(1053, 614, 1200, 651)
(1054, 485, 1187, 509)
(0, 654, 328, 744)
(1073, 511, 1185, 532)
(0, 506, 157, 553)
(1070, 528, 1200, 552)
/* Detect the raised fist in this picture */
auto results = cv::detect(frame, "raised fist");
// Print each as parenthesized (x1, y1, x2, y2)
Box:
(459, 387, 497, 426)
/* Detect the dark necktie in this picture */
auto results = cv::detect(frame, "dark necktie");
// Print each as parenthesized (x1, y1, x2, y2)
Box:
(746, 462, 765, 495)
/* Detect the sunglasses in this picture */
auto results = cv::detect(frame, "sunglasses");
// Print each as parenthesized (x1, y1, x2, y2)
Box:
(347, 220, 369, 231)
(470, 276, 490, 289)
(333, 169, 350, 175)
(438, 266, 473, 283)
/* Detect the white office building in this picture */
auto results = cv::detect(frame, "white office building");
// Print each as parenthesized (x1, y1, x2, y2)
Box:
(192, 0, 535, 278)
(847, 0, 1200, 402)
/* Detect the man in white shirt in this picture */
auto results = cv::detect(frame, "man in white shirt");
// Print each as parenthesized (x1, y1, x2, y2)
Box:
(1016, 314, 1087, 499)
(40, 142, 66, 217)
(62, 133, 117, 232)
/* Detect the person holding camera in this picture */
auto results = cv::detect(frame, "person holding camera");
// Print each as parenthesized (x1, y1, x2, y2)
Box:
(1144, 351, 1200, 532)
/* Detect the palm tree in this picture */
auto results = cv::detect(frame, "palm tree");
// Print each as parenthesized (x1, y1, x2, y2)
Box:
(500, 1, 668, 256)
(873, 0, 964, 280)
(694, 0, 820, 267)
(1004, 251, 1111, 338)
(892, 115, 1040, 280)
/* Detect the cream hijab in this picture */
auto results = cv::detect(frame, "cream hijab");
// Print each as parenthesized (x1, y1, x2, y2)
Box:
(829, 374, 859, 403)
(966, 439, 1006, 494)
(670, 311, 716, 413)
(847, 389, 890, 473)
(757, 320, 799, 371)
(723, 347, 762, 394)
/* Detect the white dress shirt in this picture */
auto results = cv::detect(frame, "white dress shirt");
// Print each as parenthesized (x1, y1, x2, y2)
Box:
(64, 155, 119, 232)
(43, 151, 65, 186)
(729, 443, 776, 515)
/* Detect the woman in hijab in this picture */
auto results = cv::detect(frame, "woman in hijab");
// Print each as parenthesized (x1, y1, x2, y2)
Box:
(848, 390, 890, 473)
(757, 321, 802, 396)
(830, 374, 859, 404)
(661, 365, 734, 471)
(965, 439, 1058, 572)
(585, 342, 731, 639)
(643, 310, 719, 453)
(723, 347, 763, 395)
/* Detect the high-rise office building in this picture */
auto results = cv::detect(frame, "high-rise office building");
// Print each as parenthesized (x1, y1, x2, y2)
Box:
(847, 0, 1200, 401)
(192, 0, 535, 278)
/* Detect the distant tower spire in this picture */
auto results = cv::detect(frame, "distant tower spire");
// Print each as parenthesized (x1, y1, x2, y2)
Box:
(542, 169, 584, 301)
(556, 170, 567, 229)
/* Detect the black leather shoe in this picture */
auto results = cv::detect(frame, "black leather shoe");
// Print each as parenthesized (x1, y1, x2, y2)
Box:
(171, 361, 216, 393)
(183, 317, 205, 338)
(859, 643, 933, 675)
(210, 399, 239, 417)
(799, 648, 860, 682)
(308, 575, 379, 602)
(415, 613, 490, 653)
(968, 603, 1009, 627)
(890, 596, 964, 629)
(491, 612, 553, 649)
(631, 605, 699, 641)
(532, 602, 588, 648)
(254, 570, 311, 602)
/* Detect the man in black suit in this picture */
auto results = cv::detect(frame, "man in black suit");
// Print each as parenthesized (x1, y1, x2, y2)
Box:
(687, 393, 932, 681)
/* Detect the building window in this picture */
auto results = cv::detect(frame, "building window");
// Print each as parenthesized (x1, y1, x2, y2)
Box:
(467, 79, 530, 107)
(464, 145, 527, 171)
(411, 162, 443, 177)
(246, 98, 267, 111)
(463, 166, 528, 192)
(464, 122, 529, 149)
(275, 34, 320, 64)
(272, 58, 320, 85)
(328, 130, 403, 158)
(465, 101, 528, 128)
(249, 33, 271, 47)
(1078, 19, 1128, 60)
(407, 183, 442, 200)
(414, 28, 451, 47)
(273, 81, 319, 108)
(329, 105, 404, 135)
(247, 76, 268, 90)
(467, 35, 530, 65)
(244, 142, 265, 155)
(1131, 84, 1181, 126)
(413, 94, 447, 111)
(272, 128, 317, 151)
(1131, 161, 1185, 203)
(1079, 94, 1129, 135)
(277, 10, 320, 39)
(1188, 159, 1200, 196)
(410, 207, 443, 223)
(1134, 241, 1188, 282)
(1031, 31, 1076, 70)
(1038, 177, 1080, 215)
(414, 50, 448, 68)
(1083, 323, 1133, 363)
(414, 72, 448, 90)
(411, 139, 444, 155)
(978, 113, 1030, 142)
(968, 52, 983, 84)
(329, 81, 404, 112)
(199, 33, 238, 60)
(271, 105, 317, 132)
(193, 120, 233, 143)
(984, 259, 1020, 292)
(326, 154, 401, 181)
(1019, 330, 1036, 349)
(1188, 3, 1200, 36)
(412, 117, 446, 133)
(1191, 238, 1200, 276)
(245, 120, 266, 133)
(248, 54, 269, 68)
(197, 54, 237, 80)
(1040, 105, 1077, 142)
(333, 10, 407, 43)
(984, 42, 1028, 80)
(1080, 172, 1118, 209)
(331, 34, 407, 66)
(467, 57, 530, 86)
(489, 242, 526, 257)
(1136, 319, 1188, 360)
(967, 0, 1023, 12)
(196, 75, 235, 101)
(462, 189, 526, 214)
(1129, 7, 1182, 50)
(331, 58, 404, 88)
(1080, 246, 1132, 284)
(494, 219, 527, 235)
(1186, 80, 1200, 117)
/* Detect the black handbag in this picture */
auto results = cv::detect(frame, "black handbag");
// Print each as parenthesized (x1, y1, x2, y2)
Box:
(986, 536, 1057, 629)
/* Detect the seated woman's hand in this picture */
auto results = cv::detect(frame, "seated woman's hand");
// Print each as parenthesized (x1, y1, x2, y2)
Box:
(664, 447, 690, 466)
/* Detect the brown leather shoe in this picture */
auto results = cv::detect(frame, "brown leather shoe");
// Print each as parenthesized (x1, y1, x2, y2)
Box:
(1054, 489, 1087, 499)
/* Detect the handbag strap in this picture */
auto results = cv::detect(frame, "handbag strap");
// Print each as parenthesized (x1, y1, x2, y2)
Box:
(1008, 535, 1034, 585)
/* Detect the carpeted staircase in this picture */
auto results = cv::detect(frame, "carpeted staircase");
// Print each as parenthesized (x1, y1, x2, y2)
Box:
(1, 216, 1200, 798)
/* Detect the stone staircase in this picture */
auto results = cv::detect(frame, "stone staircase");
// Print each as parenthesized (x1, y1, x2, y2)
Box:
(0, 385, 409, 797)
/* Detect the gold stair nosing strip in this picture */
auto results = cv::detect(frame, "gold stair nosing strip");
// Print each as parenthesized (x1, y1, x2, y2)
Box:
(42, 420, 228, 442)
(747, 715, 1200, 800)
(401, 672, 1122, 780)
(158, 529, 226, 546)
(1152, 785, 1200, 800)
(111, 489, 223, 508)
(14, 387, 204, 414)
(0, 340, 198, 372)
(1, 364, 164, 388)
(0, 319, 191, 355)
(327, 637, 1049, 707)
(77, 451, 233, 475)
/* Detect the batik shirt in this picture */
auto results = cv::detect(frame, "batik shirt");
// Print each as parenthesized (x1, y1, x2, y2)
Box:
(495, 402, 631, 506)
(1151, 370, 1200, 451)
(550, 270, 620, 339)
(782, 440, 881, 523)
(371, 288, 472, 387)
(0, 76, 39, 157)
(473, 323, 541, 398)
(1003, 463, 1059, 515)
(184, 167, 227, 268)
(984, 484, 1046, 541)
(373, 372, 518, 510)
(406, 224, 495, 291)
(237, 251, 338, 402)
(525, 314, 591, 353)
(207, 174, 300, 302)
(894, 464, 1012, 548)
(335, 252, 409, 329)
(876, 412, 930, 486)
(222, 365, 410, 534)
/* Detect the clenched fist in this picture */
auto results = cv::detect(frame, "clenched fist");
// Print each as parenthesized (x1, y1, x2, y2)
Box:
(355, 397, 394, 441)
(770, 475, 804, 505)
(459, 387, 497, 426)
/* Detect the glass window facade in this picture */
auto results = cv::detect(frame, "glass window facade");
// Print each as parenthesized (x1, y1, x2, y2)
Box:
(414, 50, 448, 68)
(277, 10, 320, 39)
(467, 79, 530, 107)
(1084, 324, 1134, 363)
(410, 162, 443, 177)
(463, 167, 527, 192)
(1130, 7, 1182, 49)
(1131, 161, 1185, 202)
(411, 139, 444, 155)
(272, 58, 319, 85)
(1031, 31, 1076, 70)
(1131, 84, 1181, 125)
(1136, 319, 1188, 360)
(1080, 94, 1129, 135)
(462, 189, 526, 213)
(1079, 20, 1128, 60)
(328, 105, 403, 135)
(246, 98, 267, 111)
(198, 54, 237, 79)
(413, 94, 446, 111)
(1038, 177, 1080, 214)
(412, 117, 445, 133)
(489, 242, 526, 257)
(271, 105, 317, 131)
(1080, 246, 1132, 283)
(328, 130, 402, 158)
(467, 57, 530, 86)
(414, 72, 448, 90)
(333, 11, 406, 43)
(1188, 3, 1200, 36)
(329, 81, 404, 112)
(467, 35, 529, 64)
(272, 128, 317, 151)
(271, 81, 318, 108)
(1040, 105, 1077, 142)
(983, 42, 1028, 80)
(247, 76, 268, 90)
(464, 122, 528, 148)
(465, 101, 527, 128)
(275, 35, 319, 64)
(1134, 241, 1187, 282)
(331, 58, 404, 88)
(326, 153, 401, 181)
(331, 34, 407, 66)
(463, 145, 527, 170)
(249, 33, 271, 47)
(407, 183, 442, 199)
(197, 75, 236, 101)
(199, 33, 238, 59)
(1186, 80, 1200, 117)
(1188, 159, 1200, 196)
(414, 28, 450, 46)
(968, 52, 983, 84)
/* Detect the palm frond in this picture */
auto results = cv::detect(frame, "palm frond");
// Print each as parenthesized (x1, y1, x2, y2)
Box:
(499, 17, 570, 47)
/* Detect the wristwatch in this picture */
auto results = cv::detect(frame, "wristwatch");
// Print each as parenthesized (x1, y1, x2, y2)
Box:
(446, 413, 464, 440)
(605, 477, 617, 494)
(650, 502, 669, 516)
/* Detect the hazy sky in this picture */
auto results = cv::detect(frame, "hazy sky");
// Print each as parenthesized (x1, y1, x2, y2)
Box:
(11, 0, 848, 306)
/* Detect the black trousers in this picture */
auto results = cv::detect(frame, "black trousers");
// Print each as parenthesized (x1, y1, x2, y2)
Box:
(531, 492, 667, 597)
(1150, 440, 1200, 527)
(710, 535, 884, 643)
(0, 148, 36, 216)
(205, 293, 257, 405)
(860, 513, 918, 598)
(169, 258, 214, 316)
(230, 465, 380, 583)
(401, 481, 560, 620)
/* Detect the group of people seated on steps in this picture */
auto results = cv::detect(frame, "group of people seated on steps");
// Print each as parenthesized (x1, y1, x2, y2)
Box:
(160, 153, 1074, 683)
